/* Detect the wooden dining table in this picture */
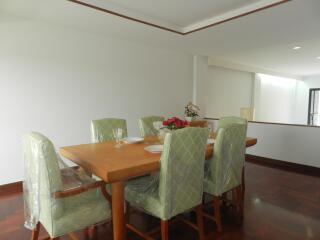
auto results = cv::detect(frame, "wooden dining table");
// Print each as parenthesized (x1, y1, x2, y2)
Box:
(60, 136, 257, 240)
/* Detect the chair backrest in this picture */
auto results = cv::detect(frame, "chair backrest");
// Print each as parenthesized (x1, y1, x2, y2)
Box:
(218, 116, 247, 130)
(22, 132, 64, 230)
(91, 118, 128, 143)
(158, 127, 209, 220)
(138, 116, 165, 137)
(207, 123, 247, 196)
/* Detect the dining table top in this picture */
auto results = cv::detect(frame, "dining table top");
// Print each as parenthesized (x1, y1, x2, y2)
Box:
(60, 135, 257, 183)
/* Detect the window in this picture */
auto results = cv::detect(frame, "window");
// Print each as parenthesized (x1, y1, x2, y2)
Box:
(308, 88, 320, 126)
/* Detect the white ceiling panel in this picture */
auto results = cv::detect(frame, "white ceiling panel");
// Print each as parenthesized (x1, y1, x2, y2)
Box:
(1, 0, 320, 76)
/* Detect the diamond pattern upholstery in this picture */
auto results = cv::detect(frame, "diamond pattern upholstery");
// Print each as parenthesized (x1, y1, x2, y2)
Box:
(138, 116, 165, 137)
(218, 116, 247, 130)
(22, 132, 111, 238)
(125, 127, 209, 220)
(204, 121, 247, 196)
(91, 118, 128, 143)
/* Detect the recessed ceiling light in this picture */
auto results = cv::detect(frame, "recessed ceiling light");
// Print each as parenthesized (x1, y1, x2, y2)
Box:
(293, 46, 301, 50)
(317, 56, 320, 60)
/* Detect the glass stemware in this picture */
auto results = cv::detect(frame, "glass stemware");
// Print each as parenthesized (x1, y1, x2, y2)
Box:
(208, 122, 215, 139)
(113, 128, 123, 148)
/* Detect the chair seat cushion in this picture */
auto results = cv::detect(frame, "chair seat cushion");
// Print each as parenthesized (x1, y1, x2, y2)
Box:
(50, 188, 111, 237)
(125, 174, 164, 219)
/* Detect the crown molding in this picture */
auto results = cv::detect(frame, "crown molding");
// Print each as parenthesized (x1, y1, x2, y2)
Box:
(67, 0, 291, 35)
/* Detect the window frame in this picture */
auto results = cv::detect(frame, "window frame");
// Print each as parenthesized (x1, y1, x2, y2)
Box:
(308, 88, 320, 125)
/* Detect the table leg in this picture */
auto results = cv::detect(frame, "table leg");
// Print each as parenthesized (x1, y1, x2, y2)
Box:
(112, 182, 126, 240)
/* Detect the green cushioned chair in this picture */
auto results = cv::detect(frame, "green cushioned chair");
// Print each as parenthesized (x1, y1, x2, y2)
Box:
(90, 118, 128, 187)
(23, 132, 111, 240)
(138, 116, 165, 137)
(218, 116, 247, 130)
(90, 117, 128, 183)
(218, 116, 248, 202)
(125, 127, 209, 240)
(91, 118, 128, 143)
(203, 120, 247, 232)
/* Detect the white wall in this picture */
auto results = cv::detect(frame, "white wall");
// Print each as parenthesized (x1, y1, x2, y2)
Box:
(304, 74, 320, 88)
(205, 66, 254, 117)
(246, 122, 320, 168)
(292, 80, 309, 124)
(253, 74, 309, 125)
(0, 19, 193, 185)
(204, 67, 311, 125)
(202, 66, 320, 168)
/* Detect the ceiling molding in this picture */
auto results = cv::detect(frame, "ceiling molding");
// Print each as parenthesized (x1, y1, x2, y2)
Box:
(67, 0, 291, 35)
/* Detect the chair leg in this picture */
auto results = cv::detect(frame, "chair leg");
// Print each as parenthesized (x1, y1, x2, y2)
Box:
(195, 205, 205, 240)
(92, 225, 98, 238)
(84, 227, 91, 239)
(161, 220, 169, 240)
(236, 186, 244, 221)
(31, 222, 40, 240)
(242, 166, 245, 202)
(213, 196, 222, 232)
(126, 201, 131, 223)
(232, 189, 240, 213)
(202, 194, 206, 205)
(231, 186, 243, 223)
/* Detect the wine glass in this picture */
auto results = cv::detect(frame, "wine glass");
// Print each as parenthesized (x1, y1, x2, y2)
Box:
(113, 128, 123, 148)
(208, 122, 215, 139)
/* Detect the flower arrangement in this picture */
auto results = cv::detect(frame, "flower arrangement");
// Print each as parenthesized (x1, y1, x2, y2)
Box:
(163, 117, 188, 130)
(184, 102, 200, 117)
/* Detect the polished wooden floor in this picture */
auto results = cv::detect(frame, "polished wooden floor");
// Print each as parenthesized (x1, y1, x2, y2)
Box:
(0, 162, 319, 240)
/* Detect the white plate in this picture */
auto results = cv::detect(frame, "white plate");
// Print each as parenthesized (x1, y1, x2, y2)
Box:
(207, 139, 215, 145)
(123, 137, 144, 144)
(144, 145, 163, 153)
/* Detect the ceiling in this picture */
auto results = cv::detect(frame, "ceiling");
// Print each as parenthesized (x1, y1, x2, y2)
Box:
(76, 0, 285, 33)
(0, 0, 320, 77)
(103, 0, 258, 27)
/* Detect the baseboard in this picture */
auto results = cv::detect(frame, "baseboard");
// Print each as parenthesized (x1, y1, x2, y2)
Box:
(246, 154, 320, 177)
(0, 181, 23, 196)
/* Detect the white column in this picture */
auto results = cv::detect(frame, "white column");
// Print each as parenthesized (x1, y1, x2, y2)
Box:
(192, 55, 209, 117)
